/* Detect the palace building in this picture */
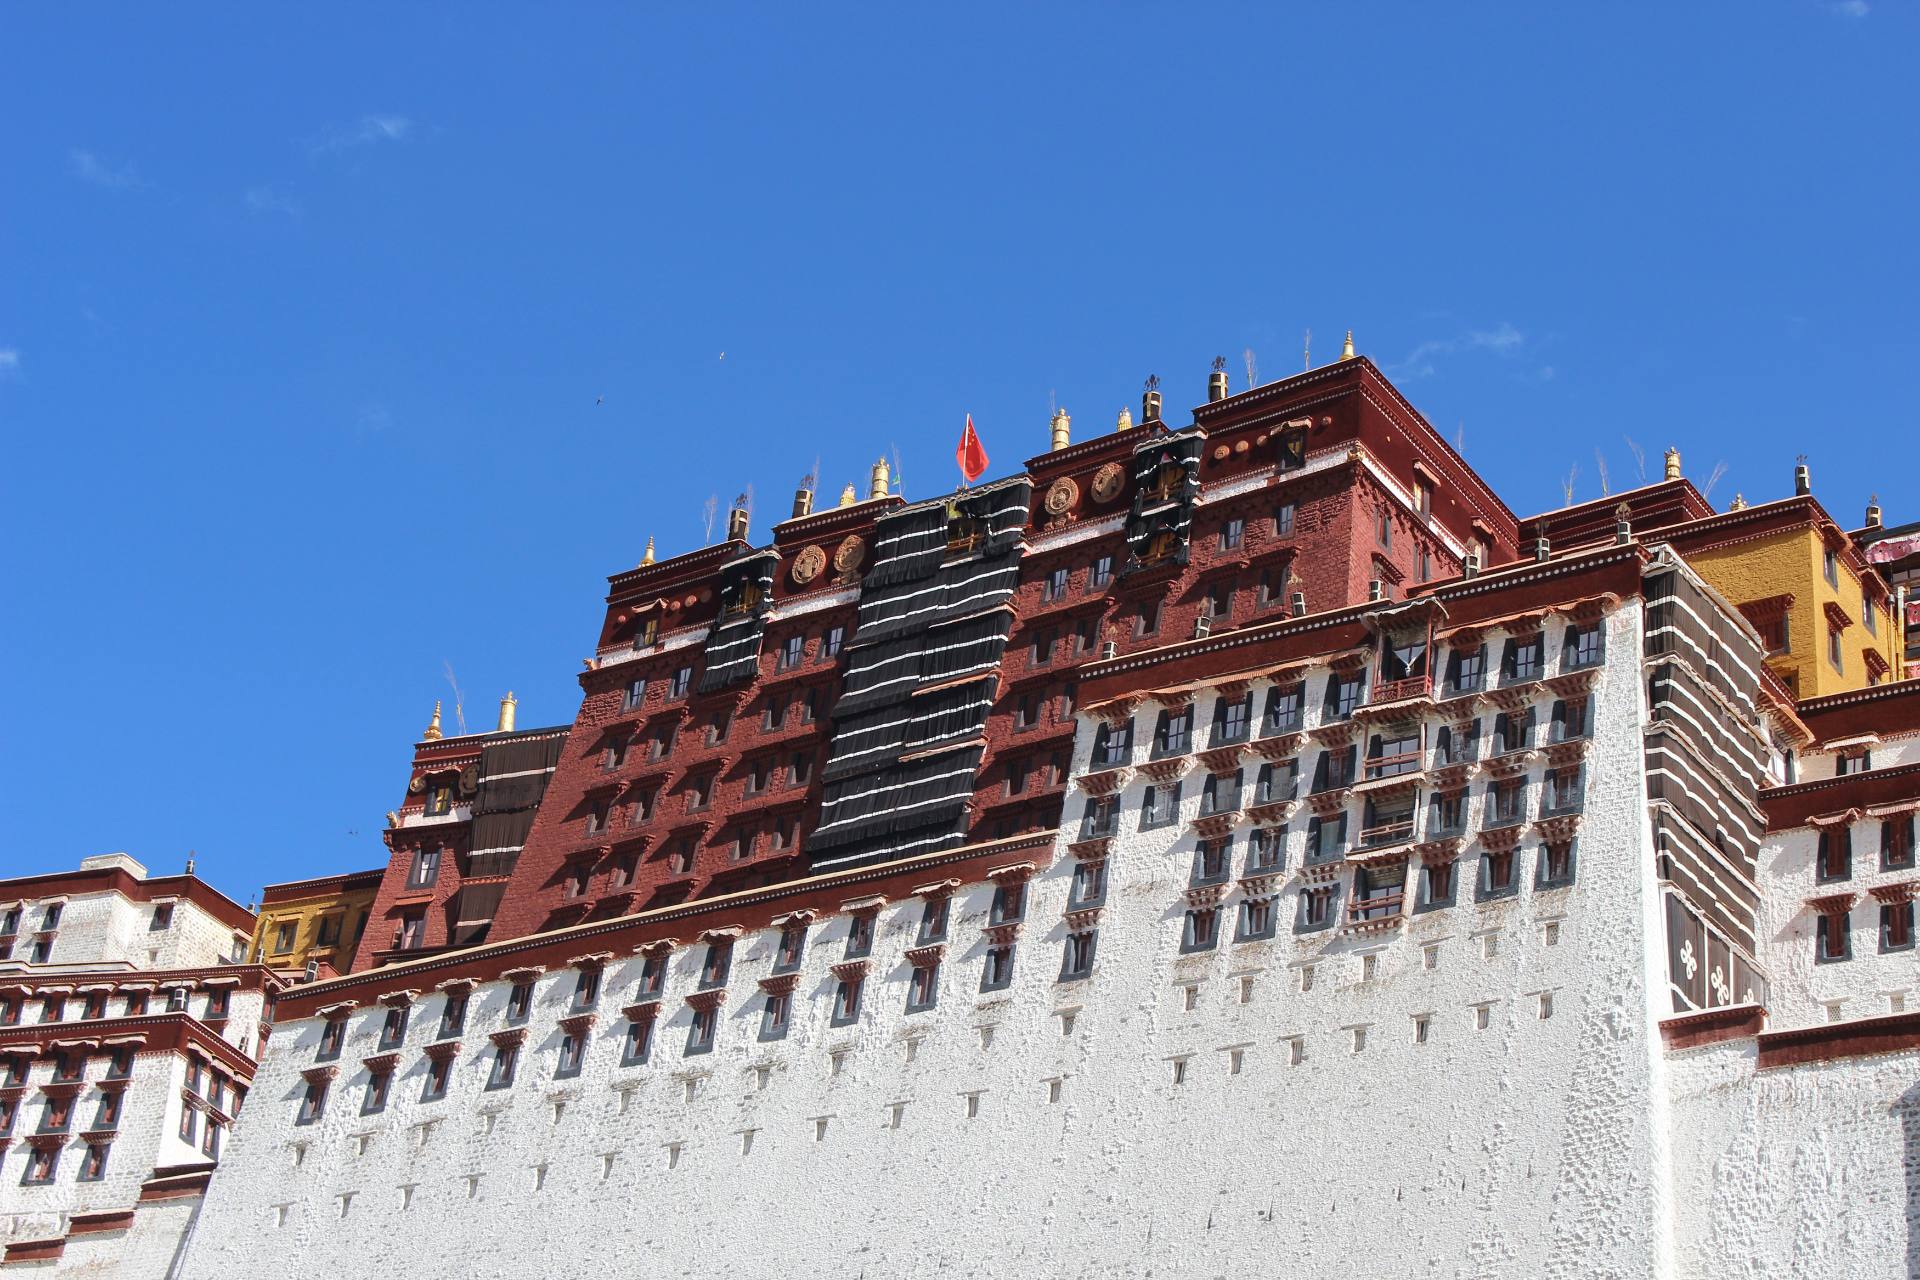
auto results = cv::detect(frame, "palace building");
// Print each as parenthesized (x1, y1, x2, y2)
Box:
(0, 855, 276, 1273)
(11, 345, 1919, 1277)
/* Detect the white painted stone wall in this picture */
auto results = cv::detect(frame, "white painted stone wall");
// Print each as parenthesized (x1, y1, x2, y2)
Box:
(1667, 1037, 1920, 1279)
(3, 890, 242, 974)
(181, 603, 1691, 1280)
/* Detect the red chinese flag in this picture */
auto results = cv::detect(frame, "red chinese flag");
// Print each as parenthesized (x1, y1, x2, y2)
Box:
(956, 414, 989, 485)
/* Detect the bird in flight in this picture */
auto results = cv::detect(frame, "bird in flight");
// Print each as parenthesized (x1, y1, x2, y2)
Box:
(595, 395, 604, 405)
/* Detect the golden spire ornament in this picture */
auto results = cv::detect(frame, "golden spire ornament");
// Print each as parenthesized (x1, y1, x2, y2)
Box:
(422, 700, 444, 741)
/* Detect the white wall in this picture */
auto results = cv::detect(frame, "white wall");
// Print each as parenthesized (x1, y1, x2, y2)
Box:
(180, 604, 1686, 1280)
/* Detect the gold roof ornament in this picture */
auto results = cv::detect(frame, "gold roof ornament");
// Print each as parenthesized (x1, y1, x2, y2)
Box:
(640, 536, 656, 566)
(1050, 407, 1071, 452)
(838, 482, 858, 508)
(1664, 447, 1681, 481)
(497, 692, 517, 734)
(1340, 330, 1355, 361)
(870, 457, 890, 501)
(1116, 406, 1133, 431)
(1730, 493, 1748, 511)
(423, 700, 444, 741)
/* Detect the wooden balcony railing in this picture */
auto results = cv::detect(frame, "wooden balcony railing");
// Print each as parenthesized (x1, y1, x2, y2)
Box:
(1370, 675, 1432, 705)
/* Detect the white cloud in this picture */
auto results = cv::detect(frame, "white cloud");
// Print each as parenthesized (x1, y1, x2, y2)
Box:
(1831, 0, 1869, 17)
(314, 114, 415, 154)
(0, 349, 19, 377)
(1391, 322, 1526, 379)
(245, 185, 302, 217)
(68, 149, 143, 190)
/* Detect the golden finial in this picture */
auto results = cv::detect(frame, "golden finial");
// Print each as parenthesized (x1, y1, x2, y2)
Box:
(838, 482, 858, 508)
(1116, 406, 1133, 431)
(1050, 407, 1071, 452)
(1340, 330, 1355, 361)
(1730, 493, 1748, 511)
(422, 700, 444, 741)
(870, 457, 890, 501)
(497, 692, 517, 734)
(640, 536, 656, 566)
(1663, 447, 1681, 481)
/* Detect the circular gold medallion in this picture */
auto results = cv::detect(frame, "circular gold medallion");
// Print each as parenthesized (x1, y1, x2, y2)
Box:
(1044, 477, 1078, 516)
(1090, 462, 1125, 504)
(792, 544, 827, 585)
(833, 535, 866, 575)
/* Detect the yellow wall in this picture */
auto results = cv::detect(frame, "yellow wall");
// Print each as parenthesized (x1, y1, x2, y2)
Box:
(1685, 526, 1897, 699)
(249, 881, 379, 975)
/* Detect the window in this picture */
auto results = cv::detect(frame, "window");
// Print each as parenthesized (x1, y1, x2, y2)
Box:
(1816, 910, 1850, 963)
(1134, 600, 1160, 638)
(1429, 790, 1466, 837)
(1323, 673, 1364, 722)
(556, 1031, 586, 1079)
(363, 1066, 393, 1114)
(1478, 849, 1518, 900)
(1502, 635, 1544, 682)
(93, 1089, 122, 1129)
(1092, 719, 1133, 768)
(41, 995, 67, 1023)
(1204, 580, 1234, 622)
(822, 625, 845, 660)
(1829, 627, 1846, 673)
(206, 987, 231, 1020)
(1274, 503, 1296, 536)
(775, 923, 807, 972)
(1276, 428, 1306, 472)
(1305, 813, 1347, 864)
(760, 992, 791, 1040)
(1550, 698, 1590, 743)
(907, 963, 940, 1012)
(1014, 692, 1041, 731)
(378, 1005, 410, 1050)
(1312, 745, 1356, 793)
(1089, 555, 1113, 591)
(315, 913, 343, 947)
(1213, 694, 1253, 745)
(982, 943, 1016, 991)
(1836, 749, 1871, 777)
(651, 722, 678, 759)
(637, 953, 668, 998)
(506, 980, 535, 1023)
(1492, 709, 1533, 756)
(831, 975, 864, 1025)
(421, 1055, 453, 1101)
(408, 846, 442, 890)
(1257, 565, 1290, 610)
(562, 861, 592, 900)
(1068, 860, 1107, 908)
(704, 711, 730, 747)
(318, 1015, 347, 1060)
(1237, 896, 1277, 941)
(149, 901, 174, 932)
(668, 666, 692, 700)
(918, 897, 951, 944)
(788, 751, 813, 788)
(1883, 816, 1916, 871)
(106, 1047, 134, 1080)
(434, 992, 467, 1040)
(802, 687, 821, 724)
(272, 921, 298, 954)
(1264, 683, 1304, 734)
(1139, 783, 1181, 830)
(1418, 859, 1456, 910)
(1221, 517, 1244, 550)
(584, 797, 611, 836)
(488, 1043, 520, 1089)
(1377, 510, 1392, 548)
(1200, 770, 1242, 816)
(1562, 624, 1603, 670)
(1367, 728, 1422, 779)
(686, 774, 713, 813)
(1255, 760, 1297, 805)
(1538, 841, 1576, 887)
(1817, 826, 1852, 881)
(699, 941, 732, 989)
(1061, 931, 1097, 980)
(1193, 839, 1231, 885)
(845, 913, 875, 959)
(1182, 907, 1219, 952)
(1030, 629, 1055, 667)
(23, 1146, 58, 1185)
(1882, 899, 1915, 952)
(691, 1005, 721, 1059)
(1247, 826, 1285, 873)
(989, 881, 1026, 926)
(623, 677, 647, 711)
(1152, 706, 1193, 757)
(746, 758, 771, 797)
(1414, 477, 1434, 519)
(573, 966, 603, 1009)
(1544, 767, 1583, 815)
(297, 1078, 328, 1125)
(1352, 862, 1405, 922)
(1489, 778, 1527, 826)
(1043, 566, 1069, 603)
(1362, 791, 1416, 846)
(778, 634, 805, 671)
(1446, 648, 1485, 695)
(1417, 548, 1432, 583)
(1299, 885, 1337, 931)
(1824, 548, 1839, 588)
(44, 1092, 75, 1131)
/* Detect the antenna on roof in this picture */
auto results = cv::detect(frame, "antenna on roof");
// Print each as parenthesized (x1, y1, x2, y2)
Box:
(891, 444, 905, 499)
(1244, 347, 1259, 389)
(442, 660, 468, 736)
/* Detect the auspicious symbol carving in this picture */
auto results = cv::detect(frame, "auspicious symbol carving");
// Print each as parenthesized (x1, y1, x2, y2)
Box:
(458, 765, 480, 797)
(1044, 477, 1078, 517)
(791, 544, 828, 586)
(833, 535, 866, 577)
(1090, 462, 1125, 504)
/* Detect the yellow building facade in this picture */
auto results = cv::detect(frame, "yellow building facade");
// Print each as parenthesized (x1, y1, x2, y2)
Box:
(1672, 495, 1898, 699)
(248, 868, 383, 978)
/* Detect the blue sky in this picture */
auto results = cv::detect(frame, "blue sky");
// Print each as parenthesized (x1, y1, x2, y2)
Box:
(3, 4, 1913, 903)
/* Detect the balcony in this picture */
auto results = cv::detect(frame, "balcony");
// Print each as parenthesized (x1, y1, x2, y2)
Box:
(1367, 675, 1433, 707)
(1358, 816, 1417, 849)
(1363, 749, 1423, 782)
(1345, 892, 1406, 933)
